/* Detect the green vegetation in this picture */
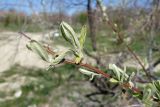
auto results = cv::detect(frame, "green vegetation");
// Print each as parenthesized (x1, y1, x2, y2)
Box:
(0, 64, 88, 107)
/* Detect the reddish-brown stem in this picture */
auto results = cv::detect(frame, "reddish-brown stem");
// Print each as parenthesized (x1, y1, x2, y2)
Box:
(64, 60, 110, 78)
(65, 59, 142, 94)
(19, 32, 142, 93)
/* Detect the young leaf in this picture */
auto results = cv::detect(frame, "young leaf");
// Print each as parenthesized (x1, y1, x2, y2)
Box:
(79, 25, 87, 49)
(79, 68, 101, 80)
(109, 64, 120, 81)
(60, 21, 80, 50)
(109, 64, 130, 83)
(153, 80, 160, 91)
(60, 22, 86, 64)
(50, 50, 69, 65)
(60, 22, 75, 44)
(152, 80, 160, 100)
(26, 40, 49, 62)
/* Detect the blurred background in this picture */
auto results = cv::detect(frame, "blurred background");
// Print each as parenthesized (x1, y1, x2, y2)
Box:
(0, 0, 160, 107)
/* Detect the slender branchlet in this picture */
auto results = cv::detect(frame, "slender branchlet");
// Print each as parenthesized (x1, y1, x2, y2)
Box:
(19, 32, 142, 95)
(96, 0, 152, 82)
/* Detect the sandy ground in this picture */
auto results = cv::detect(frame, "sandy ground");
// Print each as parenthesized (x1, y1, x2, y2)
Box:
(0, 31, 50, 72)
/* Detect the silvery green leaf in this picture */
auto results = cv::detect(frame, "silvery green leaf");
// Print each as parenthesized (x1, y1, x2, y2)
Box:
(153, 80, 160, 91)
(79, 25, 87, 49)
(109, 64, 129, 81)
(109, 64, 121, 81)
(79, 68, 101, 80)
(152, 80, 160, 100)
(60, 21, 81, 50)
(68, 48, 79, 57)
(60, 22, 85, 64)
(79, 68, 100, 76)
(120, 66, 127, 82)
(26, 40, 49, 61)
(50, 50, 69, 65)
(60, 21, 75, 43)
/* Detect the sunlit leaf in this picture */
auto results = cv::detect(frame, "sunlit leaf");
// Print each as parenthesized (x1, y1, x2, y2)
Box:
(60, 21, 80, 50)
(153, 80, 160, 91)
(26, 40, 49, 61)
(60, 21, 84, 64)
(109, 64, 129, 82)
(50, 50, 70, 65)
(79, 25, 87, 49)
(79, 68, 101, 80)
(152, 80, 160, 100)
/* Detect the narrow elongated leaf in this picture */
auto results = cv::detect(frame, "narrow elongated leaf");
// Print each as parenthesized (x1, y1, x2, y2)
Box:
(79, 68, 101, 80)
(60, 21, 80, 50)
(79, 25, 87, 48)
(152, 80, 160, 100)
(60, 22, 75, 44)
(60, 21, 85, 64)
(110, 64, 121, 81)
(109, 64, 129, 82)
(50, 50, 69, 65)
(79, 68, 100, 76)
(26, 40, 49, 61)
(153, 80, 160, 91)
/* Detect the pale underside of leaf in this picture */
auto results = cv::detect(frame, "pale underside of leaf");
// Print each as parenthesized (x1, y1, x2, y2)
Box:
(50, 49, 70, 65)
(26, 40, 49, 62)
(79, 68, 101, 80)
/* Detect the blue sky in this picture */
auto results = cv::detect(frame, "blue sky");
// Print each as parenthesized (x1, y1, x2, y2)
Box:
(0, 0, 150, 15)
